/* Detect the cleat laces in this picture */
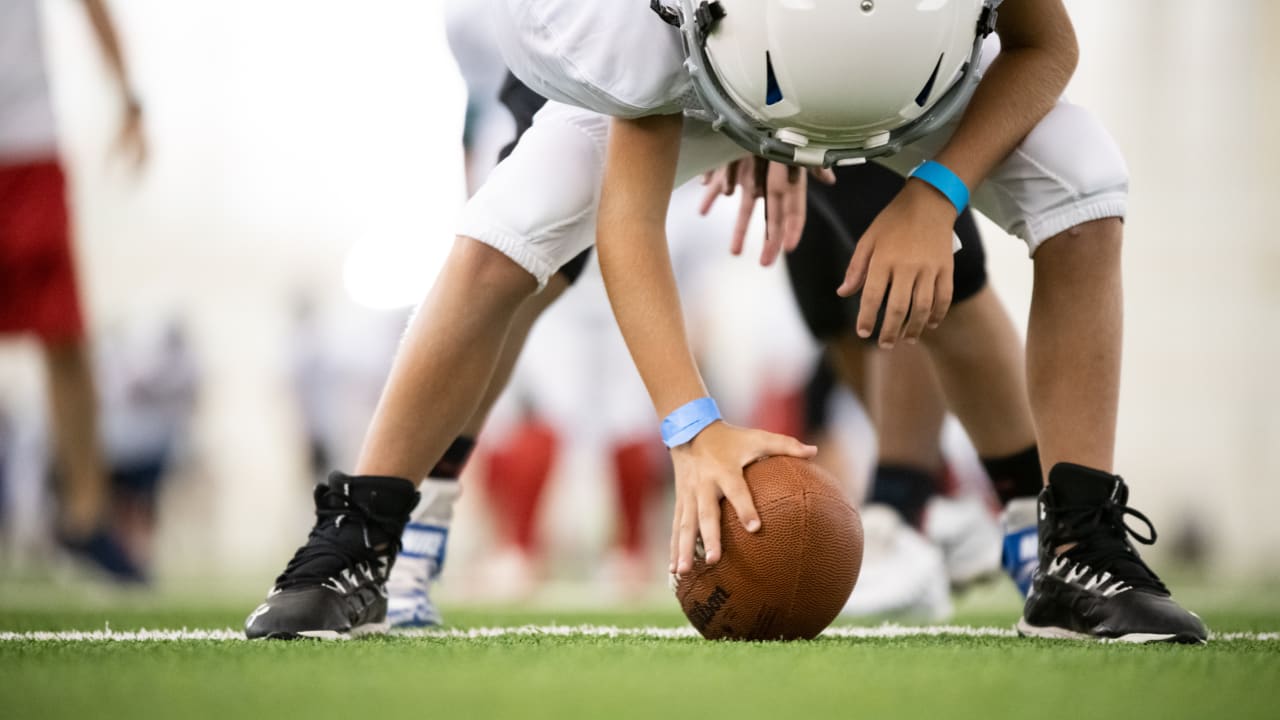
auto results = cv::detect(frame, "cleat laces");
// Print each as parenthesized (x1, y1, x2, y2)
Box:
(1048, 483, 1168, 595)
(273, 485, 405, 591)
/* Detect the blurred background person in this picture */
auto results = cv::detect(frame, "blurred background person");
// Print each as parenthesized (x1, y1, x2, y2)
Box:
(96, 317, 198, 570)
(0, 0, 146, 581)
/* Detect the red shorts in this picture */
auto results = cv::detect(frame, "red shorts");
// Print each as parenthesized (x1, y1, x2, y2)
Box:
(0, 158, 84, 342)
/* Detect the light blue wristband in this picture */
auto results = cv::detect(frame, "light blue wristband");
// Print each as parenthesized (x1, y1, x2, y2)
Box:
(909, 160, 969, 213)
(660, 397, 722, 448)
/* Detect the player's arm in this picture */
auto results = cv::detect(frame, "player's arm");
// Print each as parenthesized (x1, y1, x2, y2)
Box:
(82, 0, 146, 166)
(840, 0, 1078, 347)
(597, 114, 815, 576)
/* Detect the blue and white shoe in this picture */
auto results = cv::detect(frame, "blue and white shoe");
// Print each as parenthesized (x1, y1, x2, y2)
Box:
(1000, 497, 1039, 597)
(386, 478, 459, 628)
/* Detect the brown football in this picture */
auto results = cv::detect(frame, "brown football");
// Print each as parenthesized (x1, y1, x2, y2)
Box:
(674, 456, 862, 640)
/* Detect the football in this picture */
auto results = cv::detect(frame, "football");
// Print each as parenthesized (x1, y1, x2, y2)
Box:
(674, 456, 863, 640)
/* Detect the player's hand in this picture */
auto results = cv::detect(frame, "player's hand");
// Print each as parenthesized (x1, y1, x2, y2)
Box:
(838, 180, 956, 348)
(668, 421, 817, 576)
(114, 100, 148, 170)
(700, 158, 835, 266)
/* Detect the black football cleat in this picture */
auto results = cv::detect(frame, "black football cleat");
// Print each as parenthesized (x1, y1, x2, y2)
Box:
(245, 472, 418, 640)
(1017, 463, 1208, 644)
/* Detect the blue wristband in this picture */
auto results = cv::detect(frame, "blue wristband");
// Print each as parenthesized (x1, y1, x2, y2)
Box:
(660, 397, 722, 448)
(909, 160, 969, 213)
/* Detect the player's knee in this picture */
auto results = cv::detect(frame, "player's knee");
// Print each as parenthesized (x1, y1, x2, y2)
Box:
(454, 235, 539, 301)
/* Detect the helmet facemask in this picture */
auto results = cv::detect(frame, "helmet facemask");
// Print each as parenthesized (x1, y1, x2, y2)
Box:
(665, 0, 1000, 167)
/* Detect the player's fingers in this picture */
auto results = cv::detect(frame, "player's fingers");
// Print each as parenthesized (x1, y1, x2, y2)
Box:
(697, 489, 723, 565)
(810, 166, 837, 185)
(699, 182, 722, 216)
(783, 177, 806, 253)
(761, 186, 785, 266)
(930, 272, 954, 329)
(838, 235, 874, 297)
(725, 160, 739, 194)
(731, 191, 754, 256)
(854, 263, 889, 338)
(877, 274, 916, 349)
(677, 495, 699, 575)
(903, 272, 936, 343)
(751, 430, 818, 461)
(669, 498, 683, 573)
(719, 472, 761, 535)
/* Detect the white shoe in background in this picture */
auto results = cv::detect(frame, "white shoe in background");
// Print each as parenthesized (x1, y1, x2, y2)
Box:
(843, 504, 953, 622)
(924, 494, 1003, 590)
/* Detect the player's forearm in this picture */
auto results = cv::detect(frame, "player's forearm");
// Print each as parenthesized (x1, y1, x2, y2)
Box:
(83, 0, 137, 103)
(931, 0, 1078, 190)
(600, 223, 708, 417)
(597, 115, 708, 417)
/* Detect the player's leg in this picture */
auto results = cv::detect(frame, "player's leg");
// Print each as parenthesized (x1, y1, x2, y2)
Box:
(996, 116, 1200, 643)
(815, 339, 953, 619)
(791, 161, 1041, 610)
(917, 285, 1041, 593)
(870, 341, 1008, 593)
(888, 98, 1203, 642)
(866, 343, 946, 526)
(1025, 221, 1122, 478)
(385, 269, 571, 627)
(787, 163, 954, 619)
(908, 199, 1041, 591)
(385, 73, 581, 627)
(0, 158, 141, 582)
(1017, 217, 1175, 639)
(789, 163, 957, 530)
(245, 103, 611, 639)
(43, 340, 107, 537)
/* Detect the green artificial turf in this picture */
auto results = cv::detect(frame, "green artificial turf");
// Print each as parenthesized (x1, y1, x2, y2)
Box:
(1, 603, 1277, 720)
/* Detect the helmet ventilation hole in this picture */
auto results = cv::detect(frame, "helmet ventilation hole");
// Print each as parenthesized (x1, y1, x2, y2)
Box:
(914, 54, 944, 107)
(765, 52, 783, 105)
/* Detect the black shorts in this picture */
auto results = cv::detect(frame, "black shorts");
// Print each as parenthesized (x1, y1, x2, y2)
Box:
(496, 73, 592, 284)
(785, 162, 987, 342)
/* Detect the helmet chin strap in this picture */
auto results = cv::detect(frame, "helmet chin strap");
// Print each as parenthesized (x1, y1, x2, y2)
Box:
(672, 0, 1000, 168)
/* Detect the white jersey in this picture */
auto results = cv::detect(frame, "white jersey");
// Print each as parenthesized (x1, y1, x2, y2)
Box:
(0, 0, 58, 160)
(490, 0, 693, 119)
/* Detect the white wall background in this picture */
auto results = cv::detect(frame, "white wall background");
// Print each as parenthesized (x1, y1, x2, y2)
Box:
(1, 0, 1277, 590)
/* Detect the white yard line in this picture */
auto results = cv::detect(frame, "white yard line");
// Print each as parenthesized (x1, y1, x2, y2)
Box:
(0, 624, 1276, 643)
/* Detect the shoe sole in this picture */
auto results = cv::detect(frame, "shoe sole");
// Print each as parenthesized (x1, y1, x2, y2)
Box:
(1016, 617, 1206, 645)
(251, 621, 390, 641)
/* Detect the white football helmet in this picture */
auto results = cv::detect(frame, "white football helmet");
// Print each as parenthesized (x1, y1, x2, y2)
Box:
(659, 0, 999, 166)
